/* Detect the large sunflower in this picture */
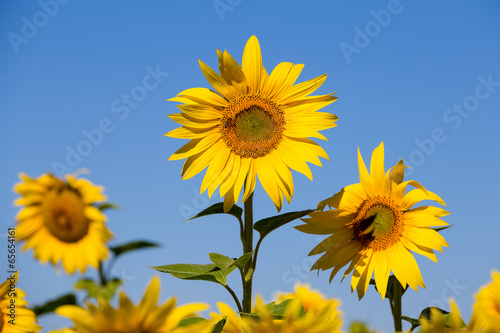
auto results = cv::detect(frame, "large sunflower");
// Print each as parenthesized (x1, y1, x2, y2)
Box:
(166, 35, 338, 211)
(14, 173, 113, 274)
(296, 142, 450, 299)
(56, 276, 213, 333)
(0, 272, 41, 333)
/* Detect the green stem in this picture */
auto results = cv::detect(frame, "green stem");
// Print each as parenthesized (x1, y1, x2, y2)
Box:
(98, 261, 107, 286)
(224, 284, 243, 313)
(242, 192, 254, 314)
(391, 280, 403, 332)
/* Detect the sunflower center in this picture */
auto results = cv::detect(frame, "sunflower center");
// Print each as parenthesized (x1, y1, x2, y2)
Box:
(352, 196, 404, 251)
(41, 187, 89, 243)
(220, 95, 285, 158)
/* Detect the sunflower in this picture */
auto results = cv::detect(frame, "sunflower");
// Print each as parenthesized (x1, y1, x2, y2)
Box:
(166, 35, 338, 211)
(470, 271, 500, 332)
(56, 276, 213, 333)
(296, 142, 450, 299)
(0, 272, 41, 333)
(14, 172, 113, 274)
(243, 295, 343, 333)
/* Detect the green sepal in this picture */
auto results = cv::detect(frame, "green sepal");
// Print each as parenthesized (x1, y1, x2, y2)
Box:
(96, 202, 121, 211)
(254, 209, 314, 240)
(177, 317, 208, 328)
(33, 293, 77, 316)
(379, 275, 408, 300)
(187, 202, 243, 222)
(432, 224, 455, 232)
(151, 262, 236, 286)
(211, 317, 227, 333)
(110, 240, 159, 258)
(74, 278, 123, 301)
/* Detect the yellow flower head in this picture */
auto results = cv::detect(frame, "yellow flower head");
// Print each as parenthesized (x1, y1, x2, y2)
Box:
(56, 276, 212, 333)
(167, 35, 338, 212)
(0, 272, 41, 333)
(297, 142, 450, 299)
(14, 172, 113, 274)
(243, 295, 343, 333)
(470, 270, 500, 332)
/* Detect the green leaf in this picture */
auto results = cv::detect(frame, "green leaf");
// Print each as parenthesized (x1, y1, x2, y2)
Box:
(211, 318, 227, 333)
(265, 299, 306, 319)
(110, 240, 159, 258)
(254, 210, 314, 240)
(187, 202, 243, 222)
(75, 278, 123, 301)
(209, 253, 235, 269)
(177, 317, 208, 328)
(96, 202, 121, 211)
(432, 224, 455, 232)
(151, 263, 236, 286)
(419, 307, 449, 321)
(232, 251, 254, 269)
(33, 293, 77, 316)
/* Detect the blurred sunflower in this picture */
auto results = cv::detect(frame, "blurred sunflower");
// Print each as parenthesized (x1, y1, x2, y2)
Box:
(297, 142, 450, 299)
(274, 282, 340, 314)
(14, 173, 112, 274)
(470, 271, 500, 332)
(0, 272, 41, 333)
(56, 276, 212, 333)
(166, 35, 338, 211)
(244, 295, 343, 333)
(209, 302, 244, 333)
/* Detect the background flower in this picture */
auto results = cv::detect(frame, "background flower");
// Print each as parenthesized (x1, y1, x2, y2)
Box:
(14, 173, 112, 274)
(56, 276, 212, 333)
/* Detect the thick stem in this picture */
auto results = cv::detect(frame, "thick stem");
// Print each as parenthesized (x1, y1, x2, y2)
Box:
(391, 280, 403, 332)
(242, 192, 254, 314)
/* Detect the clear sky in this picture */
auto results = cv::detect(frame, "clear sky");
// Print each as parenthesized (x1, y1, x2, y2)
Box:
(1, 1, 500, 331)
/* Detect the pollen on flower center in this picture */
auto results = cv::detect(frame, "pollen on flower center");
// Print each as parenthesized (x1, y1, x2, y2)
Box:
(42, 187, 89, 243)
(220, 95, 285, 158)
(352, 195, 404, 251)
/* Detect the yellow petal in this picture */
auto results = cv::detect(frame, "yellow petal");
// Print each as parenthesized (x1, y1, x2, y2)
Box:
(241, 35, 262, 93)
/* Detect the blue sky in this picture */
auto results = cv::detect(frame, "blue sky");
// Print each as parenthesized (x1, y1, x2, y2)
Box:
(1, 0, 499, 331)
